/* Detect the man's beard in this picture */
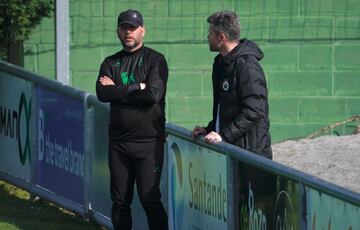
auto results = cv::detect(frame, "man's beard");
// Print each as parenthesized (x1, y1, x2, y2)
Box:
(209, 44, 217, 52)
(121, 38, 140, 51)
(209, 42, 220, 52)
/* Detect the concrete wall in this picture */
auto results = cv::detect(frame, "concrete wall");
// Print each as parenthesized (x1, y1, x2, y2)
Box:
(24, 0, 360, 142)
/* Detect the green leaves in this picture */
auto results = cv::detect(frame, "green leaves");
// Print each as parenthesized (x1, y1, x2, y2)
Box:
(0, 0, 53, 60)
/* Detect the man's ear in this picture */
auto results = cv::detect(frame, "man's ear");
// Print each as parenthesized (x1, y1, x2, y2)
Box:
(219, 32, 226, 41)
(142, 26, 146, 37)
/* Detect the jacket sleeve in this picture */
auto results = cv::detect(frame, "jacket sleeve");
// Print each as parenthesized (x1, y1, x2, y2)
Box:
(96, 59, 141, 102)
(205, 120, 215, 133)
(204, 62, 218, 133)
(121, 55, 168, 105)
(220, 61, 268, 143)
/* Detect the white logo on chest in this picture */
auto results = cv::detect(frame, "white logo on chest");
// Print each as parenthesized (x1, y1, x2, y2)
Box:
(222, 79, 229, 91)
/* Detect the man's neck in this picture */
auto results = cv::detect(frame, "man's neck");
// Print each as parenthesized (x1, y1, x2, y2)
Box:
(220, 41, 239, 56)
(124, 43, 143, 53)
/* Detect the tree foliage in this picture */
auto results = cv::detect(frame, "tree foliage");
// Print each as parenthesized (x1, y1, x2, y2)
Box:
(0, 0, 53, 60)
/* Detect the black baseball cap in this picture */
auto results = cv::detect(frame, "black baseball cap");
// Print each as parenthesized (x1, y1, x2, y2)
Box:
(117, 9, 143, 27)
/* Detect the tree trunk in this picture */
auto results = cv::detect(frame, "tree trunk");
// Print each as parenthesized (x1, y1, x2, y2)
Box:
(7, 40, 24, 67)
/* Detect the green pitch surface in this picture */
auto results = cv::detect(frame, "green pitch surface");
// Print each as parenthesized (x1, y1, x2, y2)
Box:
(0, 180, 107, 230)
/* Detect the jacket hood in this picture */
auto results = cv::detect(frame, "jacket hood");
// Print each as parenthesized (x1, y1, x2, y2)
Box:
(218, 38, 264, 64)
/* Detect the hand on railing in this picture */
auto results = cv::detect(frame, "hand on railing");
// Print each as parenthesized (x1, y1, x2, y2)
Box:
(191, 126, 222, 144)
(204, 131, 222, 144)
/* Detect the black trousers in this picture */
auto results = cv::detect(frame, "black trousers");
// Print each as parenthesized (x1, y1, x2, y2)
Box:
(108, 140, 168, 230)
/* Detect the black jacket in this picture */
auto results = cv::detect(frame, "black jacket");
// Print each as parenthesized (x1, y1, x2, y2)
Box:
(96, 46, 168, 142)
(205, 39, 272, 159)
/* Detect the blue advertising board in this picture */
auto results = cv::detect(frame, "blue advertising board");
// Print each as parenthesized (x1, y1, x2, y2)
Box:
(35, 86, 85, 204)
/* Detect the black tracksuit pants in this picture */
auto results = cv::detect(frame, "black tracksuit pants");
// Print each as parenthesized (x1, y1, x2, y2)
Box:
(108, 140, 168, 230)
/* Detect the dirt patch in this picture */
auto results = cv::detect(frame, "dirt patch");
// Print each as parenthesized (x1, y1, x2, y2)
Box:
(272, 134, 360, 194)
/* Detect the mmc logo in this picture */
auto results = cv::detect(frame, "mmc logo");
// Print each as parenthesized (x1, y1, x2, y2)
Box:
(0, 93, 31, 165)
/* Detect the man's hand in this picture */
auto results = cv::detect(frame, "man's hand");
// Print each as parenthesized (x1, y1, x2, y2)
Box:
(191, 125, 207, 139)
(204, 131, 222, 144)
(99, 76, 115, 86)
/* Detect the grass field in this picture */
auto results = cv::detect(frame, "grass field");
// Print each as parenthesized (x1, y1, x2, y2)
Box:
(0, 180, 107, 230)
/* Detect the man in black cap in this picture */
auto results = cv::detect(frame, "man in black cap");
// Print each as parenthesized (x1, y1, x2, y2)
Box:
(96, 9, 168, 230)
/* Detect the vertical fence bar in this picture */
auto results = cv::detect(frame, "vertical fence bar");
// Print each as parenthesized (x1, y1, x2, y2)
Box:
(55, 0, 70, 85)
(226, 155, 235, 230)
(30, 79, 37, 200)
(83, 93, 91, 218)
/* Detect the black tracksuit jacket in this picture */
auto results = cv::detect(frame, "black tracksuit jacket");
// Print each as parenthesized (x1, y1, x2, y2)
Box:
(205, 39, 272, 159)
(96, 46, 168, 143)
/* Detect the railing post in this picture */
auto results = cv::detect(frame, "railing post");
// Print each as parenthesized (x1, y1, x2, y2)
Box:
(227, 155, 239, 230)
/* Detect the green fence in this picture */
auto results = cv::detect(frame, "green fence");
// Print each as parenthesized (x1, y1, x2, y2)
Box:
(23, 0, 360, 142)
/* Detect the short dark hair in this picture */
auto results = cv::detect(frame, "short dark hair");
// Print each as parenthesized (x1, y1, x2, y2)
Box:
(207, 10, 240, 41)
